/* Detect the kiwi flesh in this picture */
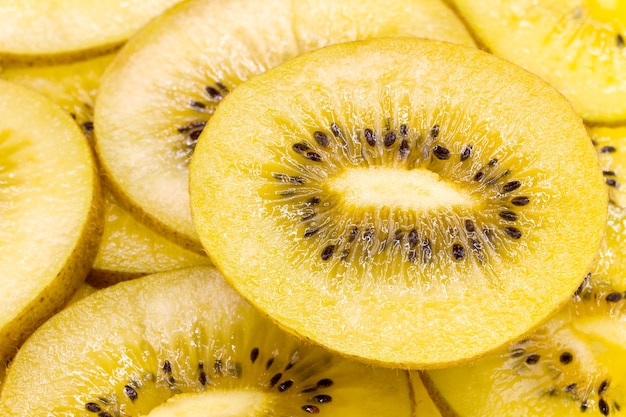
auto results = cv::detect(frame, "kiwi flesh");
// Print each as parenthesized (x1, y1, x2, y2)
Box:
(0, 54, 211, 285)
(0, 0, 186, 65)
(423, 203, 626, 416)
(0, 79, 103, 373)
(190, 37, 607, 368)
(94, 0, 476, 251)
(450, 0, 626, 123)
(0, 266, 414, 416)
(590, 125, 626, 209)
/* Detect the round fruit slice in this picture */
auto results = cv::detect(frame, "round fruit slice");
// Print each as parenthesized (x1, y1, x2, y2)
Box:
(89, 191, 211, 287)
(590, 125, 626, 208)
(0, 79, 102, 369)
(0, 0, 185, 64)
(0, 266, 414, 416)
(450, 0, 626, 123)
(94, 0, 475, 250)
(0, 55, 211, 285)
(423, 205, 626, 416)
(190, 38, 608, 368)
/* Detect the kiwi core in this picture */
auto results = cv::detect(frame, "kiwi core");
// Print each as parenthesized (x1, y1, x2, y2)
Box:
(329, 167, 475, 211)
(145, 391, 269, 417)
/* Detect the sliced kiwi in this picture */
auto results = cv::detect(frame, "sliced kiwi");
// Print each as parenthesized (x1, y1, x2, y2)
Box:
(0, 266, 414, 416)
(94, 0, 476, 250)
(1, 52, 115, 142)
(0, 0, 186, 64)
(0, 79, 102, 369)
(89, 191, 211, 287)
(423, 205, 626, 416)
(189, 38, 607, 368)
(450, 0, 626, 123)
(0, 53, 211, 285)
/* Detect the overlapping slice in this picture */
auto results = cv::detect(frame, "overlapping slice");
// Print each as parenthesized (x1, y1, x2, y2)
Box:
(590, 125, 626, 208)
(94, 0, 475, 250)
(423, 204, 626, 416)
(1, 53, 211, 285)
(0, 266, 414, 416)
(0, 79, 102, 369)
(0, 0, 185, 64)
(190, 38, 607, 368)
(450, 0, 626, 123)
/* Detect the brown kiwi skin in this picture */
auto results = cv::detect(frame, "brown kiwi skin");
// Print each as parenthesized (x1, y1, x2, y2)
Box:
(419, 372, 461, 416)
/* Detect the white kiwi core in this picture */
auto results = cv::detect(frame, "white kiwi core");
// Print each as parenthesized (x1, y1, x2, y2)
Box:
(144, 391, 271, 417)
(328, 166, 475, 211)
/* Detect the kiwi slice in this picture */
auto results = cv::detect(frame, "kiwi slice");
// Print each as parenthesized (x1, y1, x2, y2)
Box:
(0, 54, 211, 285)
(0, 0, 186, 64)
(94, 0, 475, 250)
(423, 205, 626, 416)
(450, 0, 626, 123)
(189, 37, 607, 368)
(0, 79, 102, 370)
(0, 266, 414, 416)
(89, 191, 211, 287)
(1, 53, 115, 142)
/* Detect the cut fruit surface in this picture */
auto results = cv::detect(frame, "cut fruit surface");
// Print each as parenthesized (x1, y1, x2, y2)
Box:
(0, 0, 185, 64)
(89, 192, 211, 287)
(450, 0, 626, 123)
(590, 125, 626, 208)
(0, 79, 102, 368)
(424, 204, 626, 416)
(0, 266, 414, 417)
(94, 0, 475, 250)
(190, 38, 607, 368)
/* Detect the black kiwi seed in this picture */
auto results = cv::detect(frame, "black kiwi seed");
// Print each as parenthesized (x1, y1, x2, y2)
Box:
(162, 360, 172, 374)
(266, 357, 274, 370)
(278, 379, 294, 392)
(525, 354, 540, 365)
(302, 405, 320, 414)
(305, 151, 323, 162)
(317, 378, 334, 388)
(304, 227, 319, 238)
(384, 131, 397, 147)
(511, 196, 530, 206)
(465, 219, 475, 233)
(599, 398, 610, 416)
(580, 400, 589, 412)
(85, 402, 101, 412)
(499, 211, 518, 221)
(293, 143, 310, 153)
(399, 139, 410, 159)
(502, 180, 522, 193)
(452, 243, 465, 261)
(599, 145, 617, 154)
(123, 385, 138, 402)
(306, 196, 321, 206)
(364, 128, 377, 146)
(432, 145, 450, 160)
(205, 86, 223, 100)
(269, 373, 282, 387)
(408, 229, 419, 248)
(564, 383, 577, 392)
(330, 123, 343, 138)
(321, 245, 335, 260)
(82, 121, 94, 132)
(606, 292, 623, 302)
(505, 227, 522, 239)
(559, 352, 573, 364)
(430, 124, 440, 139)
(617, 34, 625, 48)
(400, 124, 409, 137)
(473, 171, 485, 181)
(599, 380, 610, 395)
(313, 131, 329, 147)
(313, 394, 333, 403)
(460, 145, 472, 161)
(606, 178, 618, 187)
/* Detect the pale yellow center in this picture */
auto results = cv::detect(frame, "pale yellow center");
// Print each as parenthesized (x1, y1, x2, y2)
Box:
(144, 391, 270, 417)
(328, 167, 474, 211)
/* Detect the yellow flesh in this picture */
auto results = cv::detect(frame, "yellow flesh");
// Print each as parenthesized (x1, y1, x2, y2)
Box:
(190, 38, 607, 367)
(144, 391, 270, 417)
(451, 0, 626, 123)
(0, 79, 101, 366)
(94, 0, 475, 249)
(0, 267, 413, 416)
(0, 0, 185, 63)
(1, 54, 210, 285)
